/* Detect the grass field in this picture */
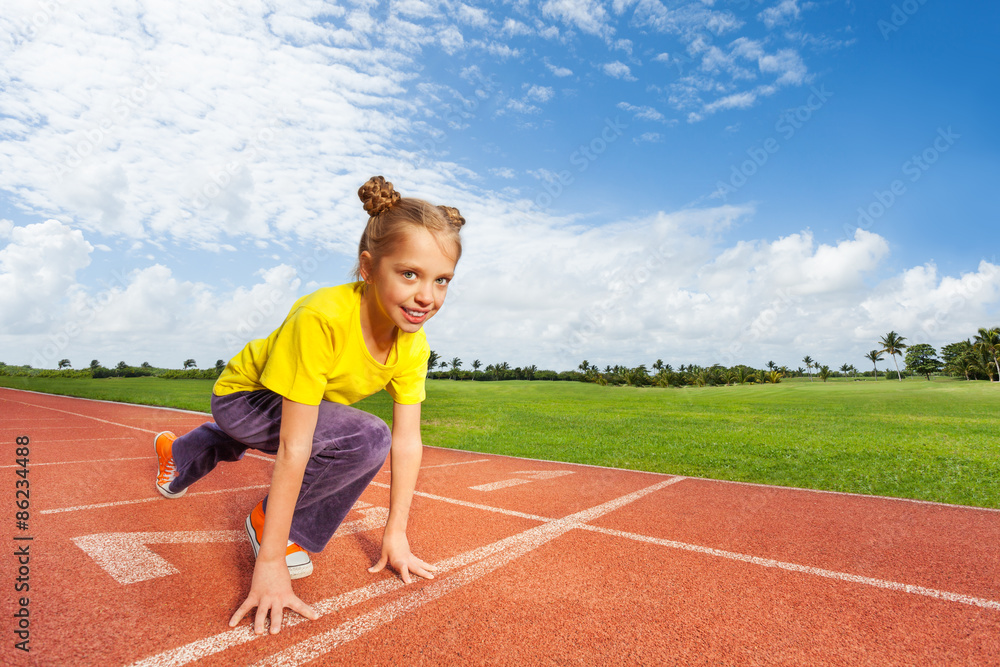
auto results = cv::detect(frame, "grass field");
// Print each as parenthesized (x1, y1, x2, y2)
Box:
(2, 375, 997, 509)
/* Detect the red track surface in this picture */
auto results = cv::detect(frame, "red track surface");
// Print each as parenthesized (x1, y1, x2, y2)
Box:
(2, 386, 998, 666)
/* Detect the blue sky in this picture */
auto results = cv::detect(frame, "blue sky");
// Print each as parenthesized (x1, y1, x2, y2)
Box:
(1, 0, 997, 373)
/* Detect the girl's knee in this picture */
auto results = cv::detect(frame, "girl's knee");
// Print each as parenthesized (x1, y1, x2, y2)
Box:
(357, 413, 392, 460)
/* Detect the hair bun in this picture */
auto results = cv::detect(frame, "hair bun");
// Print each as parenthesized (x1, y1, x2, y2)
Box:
(358, 176, 401, 217)
(438, 205, 466, 229)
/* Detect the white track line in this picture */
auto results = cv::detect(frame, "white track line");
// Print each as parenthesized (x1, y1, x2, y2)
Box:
(421, 444, 1000, 514)
(0, 456, 148, 468)
(0, 437, 135, 444)
(0, 387, 210, 415)
(7, 389, 995, 514)
(469, 478, 533, 492)
(73, 531, 247, 584)
(579, 524, 1000, 611)
(128, 478, 683, 667)
(1, 398, 159, 434)
(369, 481, 553, 522)
(416, 458, 491, 470)
(40, 484, 270, 515)
(383, 458, 495, 474)
(253, 478, 686, 667)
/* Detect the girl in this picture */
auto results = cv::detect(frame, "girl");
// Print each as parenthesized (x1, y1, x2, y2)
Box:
(153, 176, 464, 635)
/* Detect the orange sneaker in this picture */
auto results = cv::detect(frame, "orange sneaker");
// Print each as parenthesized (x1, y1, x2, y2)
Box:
(244, 500, 313, 579)
(154, 431, 187, 499)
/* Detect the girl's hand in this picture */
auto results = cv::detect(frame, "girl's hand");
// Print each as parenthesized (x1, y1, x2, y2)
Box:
(368, 529, 437, 584)
(229, 558, 318, 634)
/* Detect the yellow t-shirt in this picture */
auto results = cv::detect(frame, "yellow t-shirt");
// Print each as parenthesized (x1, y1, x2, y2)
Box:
(213, 282, 429, 406)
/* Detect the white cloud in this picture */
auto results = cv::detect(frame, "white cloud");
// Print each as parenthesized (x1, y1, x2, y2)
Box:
(3, 205, 996, 372)
(457, 4, 490, 28)
(759, 0, 802, 29)
(634, 132, 663, 144)
(704, 91, 759, 113)
(439, 26, 465, 54)
(545, 61, 574, 77)
(0, 2, 474, 250)
(617, 102, 667, 122)
(0, 220, 93, 334)
(423, 201, 998, 371)
(759, 49, 808, 85)
(602, 61, 636, 80)
(501, 18, 532, 36)
(490, 167, 516, 179)
(500, 84, 555, 115)
(524, 85, 555, 102)
(858, 261, 1000, 344)
(667, 38, 809, 120)
(541, 0, 612, 37)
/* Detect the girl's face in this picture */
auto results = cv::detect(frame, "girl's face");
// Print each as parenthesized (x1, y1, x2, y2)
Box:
(361, 226, 458, 335)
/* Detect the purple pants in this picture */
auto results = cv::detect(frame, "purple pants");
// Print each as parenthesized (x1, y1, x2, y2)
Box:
(169, 389, 391, 553)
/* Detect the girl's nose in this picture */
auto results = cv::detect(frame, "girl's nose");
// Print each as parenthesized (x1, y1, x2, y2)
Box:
(415, 283, 433, 306)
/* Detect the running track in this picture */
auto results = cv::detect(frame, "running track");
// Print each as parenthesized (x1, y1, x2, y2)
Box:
(1, 387, 998, 666)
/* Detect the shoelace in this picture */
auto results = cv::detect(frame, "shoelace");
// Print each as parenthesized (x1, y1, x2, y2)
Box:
(159, 457, 176, 483)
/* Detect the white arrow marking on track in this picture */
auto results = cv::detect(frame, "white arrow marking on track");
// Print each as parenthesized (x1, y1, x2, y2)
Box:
(73, 505, 389, 584)
(469, 469, 574, 492)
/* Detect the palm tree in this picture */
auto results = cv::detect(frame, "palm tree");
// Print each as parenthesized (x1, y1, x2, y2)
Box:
(472, 359, 481, 371)
(839, 363, 851, 377)
(729, 366, 750, 385)
(802, 355, 814, 381)
(766, 360, 777, 372)
(428, 350, 441, 371)
(818, 365, 831, 382)
(879, 331, 907, 381)
(864, 350, 884, 380)
(449, 357, 462, 379)
(973, 326, 1000, 381)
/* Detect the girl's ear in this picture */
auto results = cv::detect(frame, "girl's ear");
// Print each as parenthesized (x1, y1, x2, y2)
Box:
(359, 251, 374, 282)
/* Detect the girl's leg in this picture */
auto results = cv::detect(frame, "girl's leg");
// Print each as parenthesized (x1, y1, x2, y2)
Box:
(168, 392, 267, 492)
(272, 401, 391, 553)
(189, 389, 392, 553)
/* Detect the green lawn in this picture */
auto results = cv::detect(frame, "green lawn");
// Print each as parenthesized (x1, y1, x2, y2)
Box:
(2, 375, 997, 508)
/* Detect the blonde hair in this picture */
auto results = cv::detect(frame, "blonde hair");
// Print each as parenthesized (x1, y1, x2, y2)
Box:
(354, 176, 465, 282)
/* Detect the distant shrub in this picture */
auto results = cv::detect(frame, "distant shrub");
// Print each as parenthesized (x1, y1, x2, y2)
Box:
(162, 369, 220, 380)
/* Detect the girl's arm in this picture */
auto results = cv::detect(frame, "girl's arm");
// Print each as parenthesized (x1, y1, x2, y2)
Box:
(229, 398, 320, 634)
(368, 401, 437, 583)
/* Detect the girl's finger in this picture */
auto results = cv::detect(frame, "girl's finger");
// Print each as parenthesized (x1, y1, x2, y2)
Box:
(270, 607, 284, 634)
(409, 563, 435, 580)
(291, 599, 319, 621)
(368, 555, 388, 573)
(229, 598, 256, 627)
(254, 604, 271, 635)
(412, 557, 437, 572)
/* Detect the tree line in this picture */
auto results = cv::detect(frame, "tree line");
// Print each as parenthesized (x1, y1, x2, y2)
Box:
(429, 325, 1000, 387)
(3, 325, 996, 386)
(0, 358, 227, 380)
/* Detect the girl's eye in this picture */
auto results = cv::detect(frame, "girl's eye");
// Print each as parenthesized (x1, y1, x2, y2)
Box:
(402, 271, 416, 279)
(435, 277, 450, 286)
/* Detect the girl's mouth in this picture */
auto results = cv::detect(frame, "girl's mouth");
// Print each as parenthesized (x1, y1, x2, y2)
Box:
(402, 307, 429, 323)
